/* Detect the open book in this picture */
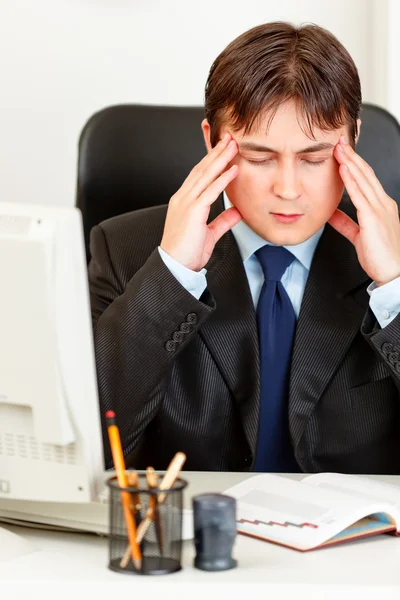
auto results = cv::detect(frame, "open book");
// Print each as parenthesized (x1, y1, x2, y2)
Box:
(224, 473, 400, 551)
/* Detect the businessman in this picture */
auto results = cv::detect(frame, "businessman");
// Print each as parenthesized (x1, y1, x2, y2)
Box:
(89, 22, 400, 474)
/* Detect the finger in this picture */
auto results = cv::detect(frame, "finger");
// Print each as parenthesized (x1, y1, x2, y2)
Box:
(208, 206, 242, 242)
(188, 139, 238, 200)
(178, 133, 234, 195)
(328, 208, 359, 245)
(337, 138, 386, 202)
(339, 164, 374, 213)
(199, 164, 239, 206)
(335, 144, 380, 207)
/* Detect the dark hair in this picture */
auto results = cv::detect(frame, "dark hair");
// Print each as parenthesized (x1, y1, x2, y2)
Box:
(204, 22, 361, 147)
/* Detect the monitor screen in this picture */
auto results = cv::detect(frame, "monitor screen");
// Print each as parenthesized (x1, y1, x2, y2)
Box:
(0, 203, 104, 503)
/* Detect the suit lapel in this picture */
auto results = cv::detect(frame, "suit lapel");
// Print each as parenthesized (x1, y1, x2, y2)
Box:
(289, 223, 370, 453)
(201, 199, 370, 460)
(200, 198, 260, 458)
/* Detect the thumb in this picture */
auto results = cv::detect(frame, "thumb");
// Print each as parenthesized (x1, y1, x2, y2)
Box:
(328, 209, 359, 245)
(208, 206, 242, 243)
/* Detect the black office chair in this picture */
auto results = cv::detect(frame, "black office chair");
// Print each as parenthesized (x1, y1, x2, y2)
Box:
(77, 105, 206, 262)
(77, 103, 400, 262)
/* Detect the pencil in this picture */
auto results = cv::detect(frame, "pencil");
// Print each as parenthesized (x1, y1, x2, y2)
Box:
(120, 452, 187, 567)
(119, 470, 143, 569)
(105, 410, 142, 569)
(136, 452, 186, 543)
(146, 467, 164, 553)
(127, 470, 141, 514)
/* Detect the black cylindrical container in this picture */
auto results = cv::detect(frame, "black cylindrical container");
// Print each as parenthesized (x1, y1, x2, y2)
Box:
(192, 493, 237, 571)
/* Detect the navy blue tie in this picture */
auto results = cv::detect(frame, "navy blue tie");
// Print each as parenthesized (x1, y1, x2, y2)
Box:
(254, 245, 299, 473)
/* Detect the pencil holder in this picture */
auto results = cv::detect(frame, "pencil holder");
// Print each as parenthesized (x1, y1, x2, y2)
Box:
(107, 472, 188, 575)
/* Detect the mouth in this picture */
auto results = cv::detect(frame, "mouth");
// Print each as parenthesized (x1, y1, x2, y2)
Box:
(270, 212, 303, 224)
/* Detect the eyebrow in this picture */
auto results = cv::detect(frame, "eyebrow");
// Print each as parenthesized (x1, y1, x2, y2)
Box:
(238, 142, 335, 154)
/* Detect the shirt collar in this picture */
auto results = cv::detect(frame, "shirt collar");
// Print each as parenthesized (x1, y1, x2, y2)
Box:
(223, 192, 324, 270)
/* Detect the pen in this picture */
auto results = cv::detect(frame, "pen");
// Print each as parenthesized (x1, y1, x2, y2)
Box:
(105, 410, 142, 569)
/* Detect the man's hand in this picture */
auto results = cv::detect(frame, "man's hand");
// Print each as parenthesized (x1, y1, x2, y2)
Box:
(329, 135, 400, 287)
(160, 133, 241, 272)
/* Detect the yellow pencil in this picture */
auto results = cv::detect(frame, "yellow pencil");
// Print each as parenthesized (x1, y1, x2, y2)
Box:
(105, 410, 142, 569)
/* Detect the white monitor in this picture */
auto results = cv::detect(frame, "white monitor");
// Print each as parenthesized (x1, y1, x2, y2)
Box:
(0, 202, 193, 541)
(0, 202, 104, 505)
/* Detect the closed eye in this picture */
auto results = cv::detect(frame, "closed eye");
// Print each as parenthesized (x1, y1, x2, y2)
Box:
(302, 159, 326, 167)
(245, 158, 274, 166)
(246, 158, 327, 167)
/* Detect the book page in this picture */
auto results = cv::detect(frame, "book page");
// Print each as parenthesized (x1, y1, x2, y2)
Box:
(224, 474, 396, 550)
(320, 515, 396, 548)
(303, 473, 400, 528)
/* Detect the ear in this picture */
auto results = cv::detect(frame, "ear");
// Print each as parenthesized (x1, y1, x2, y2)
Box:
(201, 119, 213, 154)
(355, 118, 362, 144)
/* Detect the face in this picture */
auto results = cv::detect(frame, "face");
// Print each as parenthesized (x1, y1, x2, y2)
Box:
(203, 100, 356, 246)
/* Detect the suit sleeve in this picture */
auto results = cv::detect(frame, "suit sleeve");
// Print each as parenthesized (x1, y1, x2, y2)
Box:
(157, 246, 207, 299)
(362, 309, 400, 388)
(88, 224, 216, 466)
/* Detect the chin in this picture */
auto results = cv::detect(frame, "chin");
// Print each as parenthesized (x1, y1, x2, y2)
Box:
(256, 226, 315, 246)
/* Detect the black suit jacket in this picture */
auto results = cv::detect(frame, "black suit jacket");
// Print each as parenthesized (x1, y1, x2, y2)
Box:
(89, 198, 400, 474)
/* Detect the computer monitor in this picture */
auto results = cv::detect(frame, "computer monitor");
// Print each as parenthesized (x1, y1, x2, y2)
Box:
(0, 202, 194, 541)
(0, 202, 104, 505)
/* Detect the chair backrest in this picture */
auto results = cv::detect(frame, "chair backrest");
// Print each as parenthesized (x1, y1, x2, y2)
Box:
(354, 104, 400, 200)
(77, 103, 400, 262)
(77, 105, 205, 261)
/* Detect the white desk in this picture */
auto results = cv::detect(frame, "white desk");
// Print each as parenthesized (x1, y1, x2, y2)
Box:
(2, 472, 400, 600)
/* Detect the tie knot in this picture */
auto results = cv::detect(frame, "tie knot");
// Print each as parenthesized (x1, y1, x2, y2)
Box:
(255, 245, 295, 281)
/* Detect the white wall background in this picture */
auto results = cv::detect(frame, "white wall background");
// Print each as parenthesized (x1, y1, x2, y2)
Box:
(387, 0, 400, 124)
(0, 0, 392, 208)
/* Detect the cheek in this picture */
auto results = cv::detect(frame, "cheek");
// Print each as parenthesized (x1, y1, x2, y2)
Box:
(305, 164, 344, 199)
(225, 160, 261, 200)
(303, 166, 344, 221)
(230, 159, 267, 188)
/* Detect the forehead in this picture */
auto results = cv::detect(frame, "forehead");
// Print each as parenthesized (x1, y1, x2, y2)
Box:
(226, 100, 347, 145)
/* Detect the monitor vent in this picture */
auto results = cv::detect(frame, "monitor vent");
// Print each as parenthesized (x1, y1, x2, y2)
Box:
(0, 433, 77, 464)
(0, 215, 33, 235)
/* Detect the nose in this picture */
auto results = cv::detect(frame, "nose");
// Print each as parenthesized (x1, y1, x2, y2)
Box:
(272, 163, 301, 201)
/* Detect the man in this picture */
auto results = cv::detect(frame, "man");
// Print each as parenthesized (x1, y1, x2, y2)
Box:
(89, 22, 400, 474)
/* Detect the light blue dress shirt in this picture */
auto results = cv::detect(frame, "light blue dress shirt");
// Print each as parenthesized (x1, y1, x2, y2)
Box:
(158, 193, 400, 328)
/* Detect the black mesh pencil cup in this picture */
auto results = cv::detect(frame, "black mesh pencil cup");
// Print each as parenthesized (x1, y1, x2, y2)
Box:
(107, 473, 188, 575)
